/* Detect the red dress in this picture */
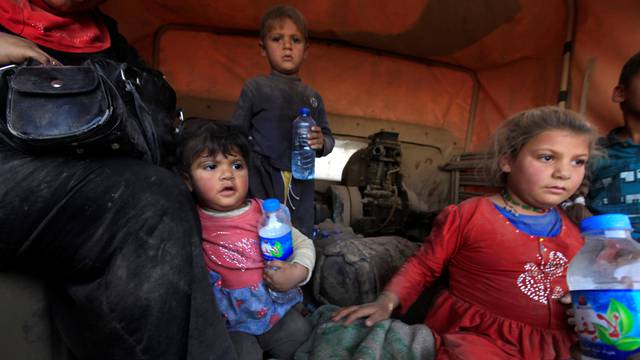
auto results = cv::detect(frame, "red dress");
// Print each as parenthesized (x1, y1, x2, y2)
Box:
(385, 197, 583, 359)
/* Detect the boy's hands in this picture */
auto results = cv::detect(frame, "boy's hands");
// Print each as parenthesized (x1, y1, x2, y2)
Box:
(308, 126, 324, 151)
(0, 33, 59, 66)
(263, 260, 308, 292)
(331, 291, 399, 327)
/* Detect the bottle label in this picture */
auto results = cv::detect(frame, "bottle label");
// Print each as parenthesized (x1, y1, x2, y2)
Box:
(291, 149, 315, 180)
(260, 231, 293, 261)
(571, 289, 640, 360)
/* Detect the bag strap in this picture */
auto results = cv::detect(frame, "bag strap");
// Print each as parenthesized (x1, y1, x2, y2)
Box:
(0, 64, 18, 74)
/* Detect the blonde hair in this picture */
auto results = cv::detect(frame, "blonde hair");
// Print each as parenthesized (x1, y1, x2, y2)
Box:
(484, 106, 600, 224)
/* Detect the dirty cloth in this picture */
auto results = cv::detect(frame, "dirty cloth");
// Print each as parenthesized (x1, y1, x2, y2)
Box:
(294, 305, 436, 360)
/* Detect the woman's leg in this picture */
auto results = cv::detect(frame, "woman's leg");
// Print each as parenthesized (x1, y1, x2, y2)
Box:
(0, 147, 235, 360)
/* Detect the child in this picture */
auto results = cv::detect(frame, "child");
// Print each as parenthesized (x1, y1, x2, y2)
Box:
(333, 106, 598, 359)
(231, 4, 334, 238)
(176, 119, 314, 360)
(587, 51, 640, 239)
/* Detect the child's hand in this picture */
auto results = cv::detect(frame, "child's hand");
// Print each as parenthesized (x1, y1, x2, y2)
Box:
(559, 294, 576, 327)
(308, 126, 324, 151)
(331, 291, 398, 327)
(263, 260, 308, 292)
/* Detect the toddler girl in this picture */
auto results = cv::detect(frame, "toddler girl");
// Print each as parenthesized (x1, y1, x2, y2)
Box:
(177, 120, 314, 360)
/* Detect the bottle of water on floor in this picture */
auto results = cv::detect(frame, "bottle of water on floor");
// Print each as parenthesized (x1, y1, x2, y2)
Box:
(567, 214, 640, 360)
(291, 107, 315, 180)
(259, 198, 294, 303)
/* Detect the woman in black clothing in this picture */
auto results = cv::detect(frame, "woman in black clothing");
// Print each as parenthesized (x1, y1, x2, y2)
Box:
(0, 1, 235, 359)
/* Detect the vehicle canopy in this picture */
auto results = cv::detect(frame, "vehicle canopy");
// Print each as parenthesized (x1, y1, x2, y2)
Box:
(104, 0, 637, 149)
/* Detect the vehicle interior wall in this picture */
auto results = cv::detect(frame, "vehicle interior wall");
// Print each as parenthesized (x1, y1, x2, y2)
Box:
(101, 0, 640, 207)
(100, 0, 547, 144)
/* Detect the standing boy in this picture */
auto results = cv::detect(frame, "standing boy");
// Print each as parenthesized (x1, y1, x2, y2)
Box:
(231, 5, 334, 238)
(588, 52, 640, 239)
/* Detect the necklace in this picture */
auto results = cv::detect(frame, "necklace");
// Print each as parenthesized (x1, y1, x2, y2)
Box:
(501, 190, 548, 214)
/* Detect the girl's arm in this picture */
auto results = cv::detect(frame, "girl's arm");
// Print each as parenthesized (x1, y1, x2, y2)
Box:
(262, 227, 315, 291)
(385, 204, 464, 312)
(333, 204, 465, 326)
(289, 227, 315, 284)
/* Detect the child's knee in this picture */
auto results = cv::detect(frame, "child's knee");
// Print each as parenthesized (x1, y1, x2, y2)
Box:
(230, 331, 262, 360)
(282, 308, 312, 343)
(260, 308, 311, 359)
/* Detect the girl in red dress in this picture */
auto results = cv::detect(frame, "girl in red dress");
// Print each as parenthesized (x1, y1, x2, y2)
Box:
(333, 106, 598, 359)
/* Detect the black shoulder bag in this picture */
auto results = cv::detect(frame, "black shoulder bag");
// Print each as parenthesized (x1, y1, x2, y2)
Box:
(0, 59, 177, 165)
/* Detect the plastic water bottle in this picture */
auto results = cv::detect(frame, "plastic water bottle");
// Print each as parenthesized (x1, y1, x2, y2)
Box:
(259, 198, 293, 262)
(567, 214, 640, 360)
(258, 198, 294, 303)
(291, 107, 316, 180)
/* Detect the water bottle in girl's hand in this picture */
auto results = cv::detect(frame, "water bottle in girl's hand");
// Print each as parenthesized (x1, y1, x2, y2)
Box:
(567, 214, 640, 360)
(259, 198, 294, 303)
(258, 198, 293, 261)
(291, 107, 316, 180)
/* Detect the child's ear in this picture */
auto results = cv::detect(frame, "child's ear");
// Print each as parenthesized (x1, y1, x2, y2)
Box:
(181, 173, 193, 192)
(259, 40, 266, 57)
(499, 155, 513, 173)
(612, 84, 626, 104)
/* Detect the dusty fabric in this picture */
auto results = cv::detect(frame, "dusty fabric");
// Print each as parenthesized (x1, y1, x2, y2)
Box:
(0, 145, 236, 359)
(294, 305, 436, 360)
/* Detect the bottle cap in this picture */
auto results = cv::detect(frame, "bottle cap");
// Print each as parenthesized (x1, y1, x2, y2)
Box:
(579, 214, 633, 233)
(299, 107, 311, 117)
(262, 198, 281, 213)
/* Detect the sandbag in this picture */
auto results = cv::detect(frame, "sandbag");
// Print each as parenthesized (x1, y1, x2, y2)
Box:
(314, 219, 362, 249)
(313, 236, 419, 306)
